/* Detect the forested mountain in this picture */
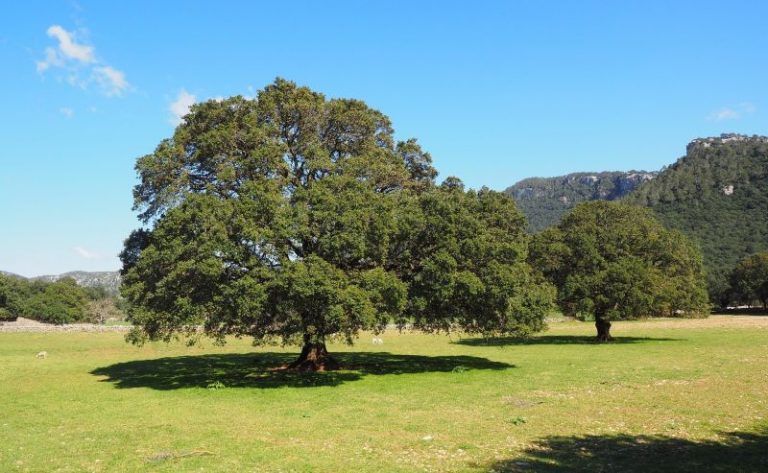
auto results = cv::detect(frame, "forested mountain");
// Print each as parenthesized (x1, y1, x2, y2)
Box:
(627, 134, 768, 303)
(0, 270, 121, 295)
(504, 171, 657, 232)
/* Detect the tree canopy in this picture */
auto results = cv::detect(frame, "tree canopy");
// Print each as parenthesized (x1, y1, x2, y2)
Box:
(729, 252, 768, 309)
(121, 79, 554, 369)
(530, 201, 708, 341)
(0, 275, 93, 324)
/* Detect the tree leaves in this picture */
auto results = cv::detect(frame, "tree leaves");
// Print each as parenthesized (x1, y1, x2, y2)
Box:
(531, 201, 709, 322)
(122, 79, 554, 347)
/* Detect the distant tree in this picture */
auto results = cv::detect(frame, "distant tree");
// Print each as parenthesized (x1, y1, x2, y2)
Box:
(0, 275, 20, 321)
(84, 298, 125, 325)
(26, 278, 90, 324)
(530, 201, 708, 341)
(0, 275, 93, 324)
(729, 252, 768, 308)
(121, 79, 554, 370)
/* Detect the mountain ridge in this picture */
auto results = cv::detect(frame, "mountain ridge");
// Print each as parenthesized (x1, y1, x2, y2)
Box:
(505, 133, 768, 303)
(1, 270, 121, 294)
(505, 170, 657, 232)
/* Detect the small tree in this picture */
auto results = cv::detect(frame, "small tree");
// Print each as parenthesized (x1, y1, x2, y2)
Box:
(530, 201, 708, 341)
(121, 79, 554, 370)
(729, 252, 768, 308)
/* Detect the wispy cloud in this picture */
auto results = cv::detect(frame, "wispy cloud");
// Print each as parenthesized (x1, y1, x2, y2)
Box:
(36, 25, 94, 73)
(93, 65, 128, 96)
(167, 86, 258, 126)
(708, 102, 757, 121)
(169, 89, 196, 126)
(47, 25, 94, 63)
(59, 107, 74, 118)
(36, 47, 63, 73)
(36, 24, 130, 97)
(741, 102, 757, 114)
(74, 246, 99, 259)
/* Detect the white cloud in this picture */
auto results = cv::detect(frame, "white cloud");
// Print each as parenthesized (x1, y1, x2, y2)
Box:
(74, 246, 99, 259)
(93, 65, 128, 96)
(36, 47, 63, 73)
(169, 89, 196, 126)
(36, 24, 130, 98)
(740, 102, 757, 114)
(46, 25, 94, 63)
(59, 107, 74, 118)
(709, 108, 739, 121)
(708, 102, 757, 121)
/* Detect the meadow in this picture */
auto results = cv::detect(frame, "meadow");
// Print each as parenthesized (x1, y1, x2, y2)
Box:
(1, 316, 766, 472)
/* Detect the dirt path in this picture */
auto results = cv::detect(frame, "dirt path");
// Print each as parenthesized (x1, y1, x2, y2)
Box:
(616, 315, 768, 330)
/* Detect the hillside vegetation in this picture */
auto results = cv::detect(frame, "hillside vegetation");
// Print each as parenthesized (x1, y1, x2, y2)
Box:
(505, 134, 768, 304)
(627, 134, 768, 303)
(33, 271, 121, 295)
(505, 171, 656, 232)
(0, 274, 122, 324)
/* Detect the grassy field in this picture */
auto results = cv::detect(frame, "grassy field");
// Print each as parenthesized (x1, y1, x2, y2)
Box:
(1, 316, 767, 472)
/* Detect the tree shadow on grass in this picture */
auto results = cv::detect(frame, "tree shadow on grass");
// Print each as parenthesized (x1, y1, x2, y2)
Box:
(715, 307, 768, 316)
(91, 352, 513, 390)
(455, 335, 681, 347)
(486, 427, 768, 472)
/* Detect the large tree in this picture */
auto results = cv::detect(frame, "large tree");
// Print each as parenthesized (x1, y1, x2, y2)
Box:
(121, 79, 553, 370)
(530, 201, 708, 341)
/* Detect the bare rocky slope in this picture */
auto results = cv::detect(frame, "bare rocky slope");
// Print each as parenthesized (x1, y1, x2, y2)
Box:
(1, 270, 121, 294)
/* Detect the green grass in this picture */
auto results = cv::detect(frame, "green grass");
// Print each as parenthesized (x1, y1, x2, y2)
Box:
(2, 316, 767, 472)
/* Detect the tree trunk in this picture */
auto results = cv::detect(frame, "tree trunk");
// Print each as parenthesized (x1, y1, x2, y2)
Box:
(287, 335, 340, 372)
(595, 317, 613, 342)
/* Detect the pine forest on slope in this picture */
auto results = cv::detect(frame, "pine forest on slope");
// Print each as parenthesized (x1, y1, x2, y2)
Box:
(627, 134, 768, 303)
(507, 133, 768, 304)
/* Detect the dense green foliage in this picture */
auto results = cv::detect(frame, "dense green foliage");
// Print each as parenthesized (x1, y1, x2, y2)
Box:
(627, 135, 768, 304)
(0, 275, 19, 321)
(0, 275, 91, 323)
(530, 201, 708, 340)
(729, 251, 768, 308)
(506, 134, 768, 305)
(122, 79, 553, 366)
(504, 171, 656, 232)
(402, 182, 555, 335)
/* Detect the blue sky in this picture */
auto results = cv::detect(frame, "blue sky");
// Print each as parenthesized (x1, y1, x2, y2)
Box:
(1, 0, 767, 277)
